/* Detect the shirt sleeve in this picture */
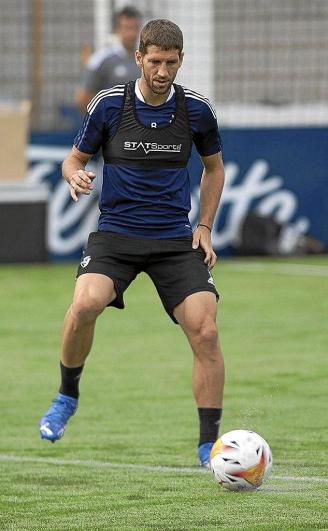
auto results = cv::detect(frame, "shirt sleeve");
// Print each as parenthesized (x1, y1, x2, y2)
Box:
(84, 65, 107, 94)
(83, 49, 109, 93)
(74, 103, 104, 154)
(193, 103, 222, 157)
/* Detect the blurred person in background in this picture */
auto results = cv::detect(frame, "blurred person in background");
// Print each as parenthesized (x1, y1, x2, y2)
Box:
(75, 6, 142, 113)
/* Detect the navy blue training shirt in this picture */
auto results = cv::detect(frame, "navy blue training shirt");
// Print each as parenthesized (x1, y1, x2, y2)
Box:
(74, 82, 222, 238)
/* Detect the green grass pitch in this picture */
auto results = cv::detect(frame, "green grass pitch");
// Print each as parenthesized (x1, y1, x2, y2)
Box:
(0, 256, 327, 530)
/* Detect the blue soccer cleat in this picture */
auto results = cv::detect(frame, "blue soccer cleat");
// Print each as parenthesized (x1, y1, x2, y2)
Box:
(198, 441, 214, 469)
(39, 393, 78, 442)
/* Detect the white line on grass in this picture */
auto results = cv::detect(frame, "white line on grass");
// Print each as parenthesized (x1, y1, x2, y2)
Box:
(224, 262, 328, 277)
(0, 454, 327, 484)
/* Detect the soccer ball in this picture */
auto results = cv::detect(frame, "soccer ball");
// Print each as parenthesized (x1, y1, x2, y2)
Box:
(210, 429, 272, 491)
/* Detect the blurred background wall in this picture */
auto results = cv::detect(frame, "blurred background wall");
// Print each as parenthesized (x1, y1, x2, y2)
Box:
(0, 0, 327, 261)
(1, 0, 328, 130)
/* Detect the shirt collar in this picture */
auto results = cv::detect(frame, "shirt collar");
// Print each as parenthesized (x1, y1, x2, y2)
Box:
(135, 79, 175, 103)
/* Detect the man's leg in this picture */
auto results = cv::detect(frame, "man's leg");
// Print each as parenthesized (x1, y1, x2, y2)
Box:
(173, 291, 224, 466)
(40, 273, 116, 442)
(61, 273, 116, 366)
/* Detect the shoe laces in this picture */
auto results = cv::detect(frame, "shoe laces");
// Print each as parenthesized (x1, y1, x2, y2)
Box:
(46, 397, 76, 423)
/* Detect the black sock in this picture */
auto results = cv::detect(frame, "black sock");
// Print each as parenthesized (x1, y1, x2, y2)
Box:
(59, 361, 84, 399)
(198, 407, 222, 446)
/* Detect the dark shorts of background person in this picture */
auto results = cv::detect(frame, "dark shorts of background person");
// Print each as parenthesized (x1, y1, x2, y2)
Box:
(76, 231, 219, 323)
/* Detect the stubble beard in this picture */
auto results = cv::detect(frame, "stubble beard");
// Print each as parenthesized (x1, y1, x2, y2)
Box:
(143, 70, 174, 96)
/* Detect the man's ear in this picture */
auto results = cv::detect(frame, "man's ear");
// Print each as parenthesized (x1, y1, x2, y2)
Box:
(179, 51, 184, 67)
(135, 50, 143, 67)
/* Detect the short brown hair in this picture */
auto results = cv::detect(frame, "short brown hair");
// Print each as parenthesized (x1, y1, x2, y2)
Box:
(139, 19, 183, 55)
(113, 6, 141, 28)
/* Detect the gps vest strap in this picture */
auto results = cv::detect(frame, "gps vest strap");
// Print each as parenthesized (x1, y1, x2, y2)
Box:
(102, 81, 193, 169)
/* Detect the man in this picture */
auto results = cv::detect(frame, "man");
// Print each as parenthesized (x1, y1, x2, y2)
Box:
(40, 19, 225, 469)
(75, 6, 141, 112)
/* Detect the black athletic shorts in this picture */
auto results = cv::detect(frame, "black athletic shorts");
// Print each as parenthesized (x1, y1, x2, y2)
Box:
(76, 231, 219, 323)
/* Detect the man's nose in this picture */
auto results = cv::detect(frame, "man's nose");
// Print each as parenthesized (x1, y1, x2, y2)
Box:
(158, 62, 169, 77)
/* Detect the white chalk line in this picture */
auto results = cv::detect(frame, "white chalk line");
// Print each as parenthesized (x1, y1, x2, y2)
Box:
(223, 261, 328, 277)
(0, 454, 327, 484)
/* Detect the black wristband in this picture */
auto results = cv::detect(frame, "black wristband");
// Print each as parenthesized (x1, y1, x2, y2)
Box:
(197, 223, 212, 232)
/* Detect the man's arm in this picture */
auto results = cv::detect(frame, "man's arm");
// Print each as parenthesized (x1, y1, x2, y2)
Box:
(62, 146, 96, 202)
(192, 152, 225, 269)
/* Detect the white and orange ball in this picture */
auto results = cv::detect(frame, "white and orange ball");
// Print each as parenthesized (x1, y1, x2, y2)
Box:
(210, 429, 272, 491)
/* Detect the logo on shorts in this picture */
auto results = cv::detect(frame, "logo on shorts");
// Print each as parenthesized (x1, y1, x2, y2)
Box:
(81, 255, 91, 268)
(208, 270, 215, 286)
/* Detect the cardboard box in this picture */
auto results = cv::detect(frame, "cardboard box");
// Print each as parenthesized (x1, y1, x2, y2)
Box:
(0, 101, 31, 181)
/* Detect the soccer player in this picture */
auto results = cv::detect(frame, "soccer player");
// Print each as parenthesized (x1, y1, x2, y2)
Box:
(40, 19, 225, 469)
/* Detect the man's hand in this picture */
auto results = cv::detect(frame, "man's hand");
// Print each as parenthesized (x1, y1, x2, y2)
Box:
(69, 170, 96, 202)
(192, 225, 217, 269)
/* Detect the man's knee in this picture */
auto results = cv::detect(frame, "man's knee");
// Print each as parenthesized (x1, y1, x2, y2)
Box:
(71, 274, 116, 325)
(198, 321, 218, 348)
(188, 317, 218, 349)
(71, 291, 107, 324)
